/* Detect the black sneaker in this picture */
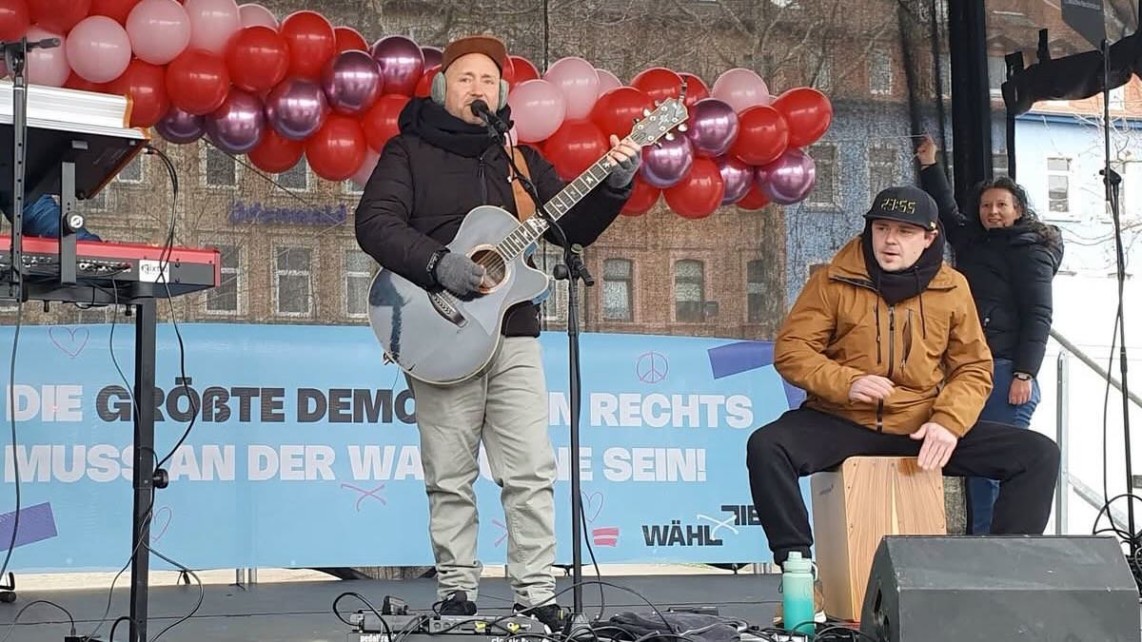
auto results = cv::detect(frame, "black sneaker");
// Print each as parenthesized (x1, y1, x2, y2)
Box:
(436, 591, 477, 616)
(513, 602, 566, 634)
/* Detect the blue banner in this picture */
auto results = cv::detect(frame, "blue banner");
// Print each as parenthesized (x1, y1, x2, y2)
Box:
(0, 324, 804, 572)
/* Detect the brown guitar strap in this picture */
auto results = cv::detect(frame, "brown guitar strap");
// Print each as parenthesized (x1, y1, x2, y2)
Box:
(509, 146, 536, 221)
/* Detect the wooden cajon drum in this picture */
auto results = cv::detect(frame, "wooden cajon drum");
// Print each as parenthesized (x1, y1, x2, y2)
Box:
(809, 457, 946, 621)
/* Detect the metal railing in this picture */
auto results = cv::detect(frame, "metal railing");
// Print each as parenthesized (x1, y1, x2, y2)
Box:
(1051, 328, 1142, 535)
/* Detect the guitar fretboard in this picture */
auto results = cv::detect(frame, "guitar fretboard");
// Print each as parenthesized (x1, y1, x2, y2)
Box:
(496, 157, 615, 260)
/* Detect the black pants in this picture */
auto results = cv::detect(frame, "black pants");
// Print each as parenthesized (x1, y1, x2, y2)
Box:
(746, 407, 1061, 565)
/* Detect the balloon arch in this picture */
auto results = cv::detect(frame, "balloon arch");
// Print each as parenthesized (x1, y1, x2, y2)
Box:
(0, 0, 835, 220)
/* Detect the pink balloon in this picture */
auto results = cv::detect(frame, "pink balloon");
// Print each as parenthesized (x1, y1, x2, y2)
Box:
(711, 68, 771, 114)
(542, 56, 599, 120)
(238, 3, 275, 29)
(66, 16, 132, 83)
(506, 79, 566, 143)
(126, 0, 190, 65)
(596, 69, 622, 94)
(184, 0, 240, 55)
(25, 26, 69, 87)
(350, 149, 379, 189)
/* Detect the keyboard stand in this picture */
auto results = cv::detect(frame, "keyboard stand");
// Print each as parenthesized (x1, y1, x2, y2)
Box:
(0, 52, 180, 642)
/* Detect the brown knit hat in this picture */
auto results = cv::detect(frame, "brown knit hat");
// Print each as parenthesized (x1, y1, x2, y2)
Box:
(441, 35, 509, 72)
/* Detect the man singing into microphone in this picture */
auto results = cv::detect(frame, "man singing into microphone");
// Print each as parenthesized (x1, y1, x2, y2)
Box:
(354, 35, 641, 632)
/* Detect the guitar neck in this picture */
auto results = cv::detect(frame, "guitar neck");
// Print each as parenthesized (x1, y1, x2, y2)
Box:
(497, 157, 614, 259)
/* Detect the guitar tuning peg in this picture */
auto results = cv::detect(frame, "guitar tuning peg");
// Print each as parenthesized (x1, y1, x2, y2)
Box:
(677, 124, 688, 132)
(654, 99, 662, 106)
(643, 109, 651, 117)
(664, 132, 675, 142)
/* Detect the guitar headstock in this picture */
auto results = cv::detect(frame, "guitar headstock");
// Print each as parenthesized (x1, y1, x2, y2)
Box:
(628, 98, 690, 147)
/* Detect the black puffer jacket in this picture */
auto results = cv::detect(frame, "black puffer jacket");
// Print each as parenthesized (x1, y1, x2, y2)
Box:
(354, 97, 630, 337)
(920, 165, 1064, 378)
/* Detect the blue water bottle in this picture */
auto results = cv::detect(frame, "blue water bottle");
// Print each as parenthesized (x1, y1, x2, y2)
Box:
(781, 552, 816, 635)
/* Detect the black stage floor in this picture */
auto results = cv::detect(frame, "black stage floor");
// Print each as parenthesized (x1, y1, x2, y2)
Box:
(0, 573, 784, 642)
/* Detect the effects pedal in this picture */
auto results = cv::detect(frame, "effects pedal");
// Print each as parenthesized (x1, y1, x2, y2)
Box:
(427, 614, 542, 637)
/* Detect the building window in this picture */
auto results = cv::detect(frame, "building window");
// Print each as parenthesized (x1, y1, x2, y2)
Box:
(993, 152, 1009, 177)
(747, 260, 768, 323)
(116, 156, 144, 183)
(806, 144, 838, 207)
(277, 159, 309, 191)
(808, 51, 831, 91)
(536, 242, 567, 323)
(987, 55, 1006, 92)
(602, 258, 633, 321)
(868, 145, 898, 201)
(1110, 86, 1126, 111)
(1047, 157, 1070, 214)
(674, 259, 705, 323)
(868, 48, 892, 95)
(82, 190, 107, 211)
(345, 249, 374, 318)
(205, 244, 240, 314)
(275, 247, 313, 316)
(204, 145, 236, 187)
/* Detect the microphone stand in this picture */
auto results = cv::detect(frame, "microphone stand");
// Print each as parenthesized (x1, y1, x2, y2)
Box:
(1097, 37, 1136, 564)
(481, 113, 593, 628)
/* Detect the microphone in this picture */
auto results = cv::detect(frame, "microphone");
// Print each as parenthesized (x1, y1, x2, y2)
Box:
(469, 99, 511, 135)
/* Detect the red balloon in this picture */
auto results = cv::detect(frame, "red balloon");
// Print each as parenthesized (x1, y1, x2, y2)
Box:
(362, 94, 409, 152)
(280, 10, 336, 80)
(334, 26, 368, 53)
(64, 71, 106, 93)
(730, 105, 789, 166)
(621, 177, 659, 217)
(91, 0, 139, 24)
(0, 0, 29, 41)
(27, 0, 89, 33)
(165, 48, 230, 116)
(736, 183, 770, 211)
(631, 67, 683, 103)
(679, 72, 709, 108)
(542, 119, 608, 182)
(249, 127, 303, 174)
(772, 87, 833, 148)
(664, 157, 724, 219)
(227, 26, 289, 94)
(507, 55, 538, 86)
(414, 65, 439, 98)
(106, 60, 168, 127)
(306, 114, 367, 181)
(590, 86, 654, 140)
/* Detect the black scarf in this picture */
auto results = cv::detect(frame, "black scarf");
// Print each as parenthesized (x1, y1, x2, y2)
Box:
(397, 97, 514, 158)
(860, 221, 945, 305)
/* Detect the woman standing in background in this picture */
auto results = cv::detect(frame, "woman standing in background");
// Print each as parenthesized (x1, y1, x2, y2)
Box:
(915, 136, 1064, 535)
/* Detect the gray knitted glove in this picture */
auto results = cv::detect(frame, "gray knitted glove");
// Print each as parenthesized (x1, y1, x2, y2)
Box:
(434, 252, 485, 298)
(607, 150, 642, 188)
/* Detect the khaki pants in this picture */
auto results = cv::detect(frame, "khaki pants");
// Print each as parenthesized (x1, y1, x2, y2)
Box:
(409, 337, 557, 607)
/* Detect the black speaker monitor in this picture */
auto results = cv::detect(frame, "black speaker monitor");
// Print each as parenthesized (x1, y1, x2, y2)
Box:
(861, 535, 1140, 642)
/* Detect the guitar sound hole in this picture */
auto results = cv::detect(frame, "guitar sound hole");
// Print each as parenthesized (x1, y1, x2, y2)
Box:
(470, 248, 507, 292)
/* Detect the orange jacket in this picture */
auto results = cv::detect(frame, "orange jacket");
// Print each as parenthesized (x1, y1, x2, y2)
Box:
(775, 237, 993, 436)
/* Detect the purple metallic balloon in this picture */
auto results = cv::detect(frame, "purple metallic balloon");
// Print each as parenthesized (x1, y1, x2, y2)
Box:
(265, 77, 330, 141)
(717, 155, 753, 205)
(155, 107, 206, 144)
(421, 45, 442, 69)
(756, 148, 817, 205)
(685, 98, 739, 158)
(322, 50, 383, 116)
(371, 35, 425, 96)
(640, 135, 694, 189)
(206, 90, 265, 154)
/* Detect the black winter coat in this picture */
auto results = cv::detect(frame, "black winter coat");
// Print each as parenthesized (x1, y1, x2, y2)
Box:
(919, 165, 1064, 377)
(354, 98, 631, 337)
